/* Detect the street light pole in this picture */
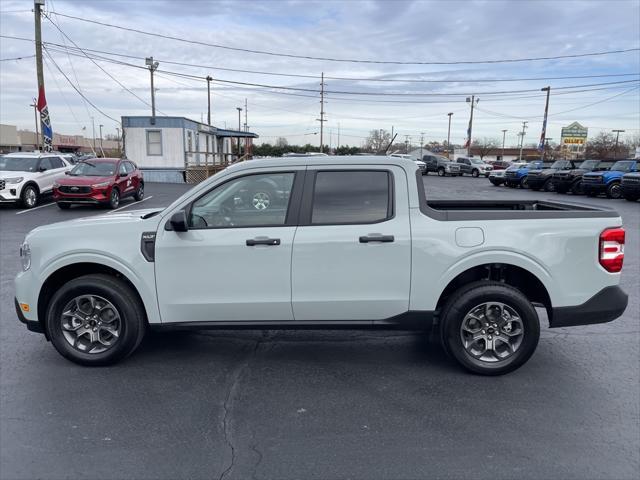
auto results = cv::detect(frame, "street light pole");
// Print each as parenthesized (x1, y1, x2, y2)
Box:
(237, 107, 242, 157)
(145, 57, 159, 122)
(612, 129, 625, 160)
(518, 121, 528, 161)
(501, 129, 507, 161)
(91, 117, 96, 154)
(539, 86, 551, 161)
(447, 112, 453, 157)
(99, 124, 104, 156)
(116, 127, 121, 154)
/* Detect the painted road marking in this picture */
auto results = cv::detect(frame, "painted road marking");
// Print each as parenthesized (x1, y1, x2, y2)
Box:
(15, 202, 55, 215)
(107, 196, 154, 213)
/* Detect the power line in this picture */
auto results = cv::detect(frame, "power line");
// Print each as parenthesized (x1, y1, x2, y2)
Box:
(48, 11, 640, 66)
(0, 54, 35, 61)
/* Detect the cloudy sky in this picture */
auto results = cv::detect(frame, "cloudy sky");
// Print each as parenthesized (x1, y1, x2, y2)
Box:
(1, 0, 639, 148)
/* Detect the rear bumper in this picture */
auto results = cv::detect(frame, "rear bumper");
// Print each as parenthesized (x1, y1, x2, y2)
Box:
(550, 286, 628, 328)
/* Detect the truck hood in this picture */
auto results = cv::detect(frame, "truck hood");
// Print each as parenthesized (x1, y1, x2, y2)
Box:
(529, 168, 557, 175)
(0, 170, 39, 180)
(56, 175, 114, 186)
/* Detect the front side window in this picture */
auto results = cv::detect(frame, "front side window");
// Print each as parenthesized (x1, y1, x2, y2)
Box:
(124, 161, 136, 174)
(146, 130, 162, 156)
(311, 170, 391, 225)
(189, 172, 295, 228)
(49, 157, 65, 168)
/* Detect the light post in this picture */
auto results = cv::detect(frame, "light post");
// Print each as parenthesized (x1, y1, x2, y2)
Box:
(145, 57, 159, 122)
(501, 129, 507, 161)
(237, 107, 243, 157)
(447, 112, 453, 157)
(99, 124, 103, 153)
(612, 129, 625, 159)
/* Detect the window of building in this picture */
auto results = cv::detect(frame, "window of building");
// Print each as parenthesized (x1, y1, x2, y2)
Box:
(311, 171, 392, 225)
(146, 130, 162, 156)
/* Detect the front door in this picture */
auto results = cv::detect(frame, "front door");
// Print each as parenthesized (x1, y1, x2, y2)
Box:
(291, 166, 411, 321)
(155, 169, 302, 324)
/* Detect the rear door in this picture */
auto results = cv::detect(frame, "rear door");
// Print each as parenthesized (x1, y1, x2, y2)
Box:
(36, 157, 56, 192)
(291, 166, 411, 321)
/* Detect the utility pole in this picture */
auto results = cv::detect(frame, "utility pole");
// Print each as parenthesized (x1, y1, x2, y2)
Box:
(404, 135, 410, 154)
(91, 117, 96, 154)
(543, 138, 553, 161)
(518, 121, 528, 161)
(99, 124, 105, 157)
(206, 75, 212, 125)
(501, 129, 507, 161)
(34, 0, 52, 151)
(237, 107, 242, 157)
(447, 112, 453, 158)
(337, 122, 340, 150)
(539, 86, 551, 161)
(244, 98, 248, 131)
(465, 96, 479, 157)
(317, 72, 326, 152)
(29, 99, 40, 150)
(145, 57, 159, 122)
(612, 129, 625, 159)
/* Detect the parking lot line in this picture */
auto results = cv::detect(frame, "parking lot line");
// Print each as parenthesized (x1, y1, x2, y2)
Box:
(107, 196, 154, 213)
(15, 202, 55, 215)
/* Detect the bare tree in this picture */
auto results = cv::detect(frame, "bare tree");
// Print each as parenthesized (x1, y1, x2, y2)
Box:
(585, 131, 617, 159)
(472, 138, 499, 160)
(276, 137, 288, 147)
(364, 129, 391, 153)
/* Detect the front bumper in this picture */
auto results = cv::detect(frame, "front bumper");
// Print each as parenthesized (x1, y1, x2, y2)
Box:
(582, 182, 607, 195)
(550, 286, 628, 328)
(0, 184, 22, 202)
(53, 187, 110, 204)
(621, 182, 640, 196)
(15, 297, 44, 334)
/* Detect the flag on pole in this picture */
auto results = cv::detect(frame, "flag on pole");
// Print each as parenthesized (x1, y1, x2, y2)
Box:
(538, 116, 547, 152)
(37, 86, 53, 152)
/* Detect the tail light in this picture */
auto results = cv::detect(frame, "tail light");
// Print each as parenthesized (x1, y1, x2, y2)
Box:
(599, 227, 625, 273)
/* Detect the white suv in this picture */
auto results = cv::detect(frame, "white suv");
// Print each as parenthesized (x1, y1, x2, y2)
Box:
(0, 152, 72, 208)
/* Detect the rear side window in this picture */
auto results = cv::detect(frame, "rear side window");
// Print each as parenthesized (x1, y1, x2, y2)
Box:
(311, 171, 392, 225)
(125, 161, 136, 173)
(39, 158, 53, 171)
(49, 157, 65, 168)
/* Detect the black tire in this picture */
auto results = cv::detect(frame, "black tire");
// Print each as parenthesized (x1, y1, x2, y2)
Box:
(437, 168, 445, 177)
(45, 274, 146, 366)
(543, 179, 554, 192)
(57, 202, 71, 210)
(623, 195, 639, 202)
(21, 184, 39, 209)
(489, 180, 500, 186)
(571, 181, 584, 195)
(471, 169, 479, 178)
(134, 182, 144, 201)
(519, 177, 528, 189)
(606, 182, 622, 199)
(439, 281, 540, 375)
(108, 188, 120, 209)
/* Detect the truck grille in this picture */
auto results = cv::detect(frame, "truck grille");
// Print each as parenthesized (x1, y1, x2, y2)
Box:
(449, 165, 460, 172)
(623, 177, 640, 184)
(505, 171, 518, 178)
(582, 176, 603, 184)
(59, 185, 92, 194)
(554, 173, 570, 179)
(0, 180, 5, 191)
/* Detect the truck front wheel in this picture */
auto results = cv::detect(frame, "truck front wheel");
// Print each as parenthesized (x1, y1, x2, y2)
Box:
(437, 168, 446, 177)
(439, 281, 540, 375)
(45, 274, 146, 366)
(606, 182, 622, 199)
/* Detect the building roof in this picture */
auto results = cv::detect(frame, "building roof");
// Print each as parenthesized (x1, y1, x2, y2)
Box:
(121, 116, 258, 138)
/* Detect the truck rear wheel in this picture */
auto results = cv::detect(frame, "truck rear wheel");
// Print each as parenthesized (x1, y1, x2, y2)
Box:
(439, 281, 540, 375)
(45, 274, 146, 366)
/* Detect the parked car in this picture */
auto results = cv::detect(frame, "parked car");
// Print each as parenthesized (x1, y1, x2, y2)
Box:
(526, 160, 577, 192)
(504, 160, 544, 188)
(422, 154, 461, 176)
(456, 157, 493, 177)
(582, 159, 638, 199)
(551, 160, 613, 195)
(488, 162, 527, 186)
(53, 158, 144, 209)
(620, 172, 640, 201)
(487, 160, 512, 171)
(15, 156, 628, 375)
(0, 152, 72, 208)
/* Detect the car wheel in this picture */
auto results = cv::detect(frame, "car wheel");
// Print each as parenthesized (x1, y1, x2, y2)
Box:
(134, 183, 144, 201)
(490, 180, 500, 186)
(571, 181, 584, 195)
(606, 182, 622, 199)
(472, 169, 479, 178)
(108, 188, 120, 209)
(21, 184, 38, 209)
(57, 202, 71, 210)
(437, 168, 445, 177)
(520, 177, 529, 189)
(45, 274, 146, 366)
(439, 281, 540, 376)
(543, 179, 554, 192)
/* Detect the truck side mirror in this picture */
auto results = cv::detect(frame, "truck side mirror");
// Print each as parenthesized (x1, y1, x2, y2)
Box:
(166, 210, 189, 232)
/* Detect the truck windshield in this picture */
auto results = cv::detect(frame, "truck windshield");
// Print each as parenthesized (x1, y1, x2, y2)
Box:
(70, 161, 117, 176)
(610, 161, 635, 172)
(469, 158, 484, 164)
(579, 160, 599, 169)
(0, 157, 39, 172)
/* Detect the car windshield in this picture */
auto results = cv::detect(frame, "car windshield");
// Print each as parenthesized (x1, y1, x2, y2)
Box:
(70, 161, 117, 176)
(469, 158, 483, 164)
(551, 160, 571, 169)
(610, 161, 635, 172)
(0, 157, 39, 172)
(579, 160, 599, 169)
(525, 162, 540, 168)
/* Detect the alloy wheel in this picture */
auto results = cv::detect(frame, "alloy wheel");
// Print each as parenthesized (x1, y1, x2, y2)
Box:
(60, 295, 122, 354)
(24, 188, 37, 207)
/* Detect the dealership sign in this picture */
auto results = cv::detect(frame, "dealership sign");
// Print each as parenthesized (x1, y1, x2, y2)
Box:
(561, 122, 588, 147)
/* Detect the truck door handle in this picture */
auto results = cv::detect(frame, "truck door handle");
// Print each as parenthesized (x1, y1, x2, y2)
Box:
(359, 235, 395, 243)
(246, 238, 281, 246)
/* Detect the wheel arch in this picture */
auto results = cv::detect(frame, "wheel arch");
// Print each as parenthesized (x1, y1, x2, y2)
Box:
(37, 262, 149, 338)
(435, 262, 553, 325)
(22, 180, 40, 194)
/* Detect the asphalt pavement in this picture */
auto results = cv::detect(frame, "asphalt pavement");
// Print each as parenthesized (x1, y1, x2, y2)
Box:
(0, 176, 638, 480)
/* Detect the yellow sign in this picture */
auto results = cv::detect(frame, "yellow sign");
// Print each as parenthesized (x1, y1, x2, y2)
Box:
(562, 138, 585, 145)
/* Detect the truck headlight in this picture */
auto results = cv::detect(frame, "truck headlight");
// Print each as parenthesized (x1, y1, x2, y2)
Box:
(4, 177, 24, 184)
(20, 242, 31, 271)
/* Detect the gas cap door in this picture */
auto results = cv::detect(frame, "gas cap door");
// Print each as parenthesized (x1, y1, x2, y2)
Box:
(455, 227, 485, 248)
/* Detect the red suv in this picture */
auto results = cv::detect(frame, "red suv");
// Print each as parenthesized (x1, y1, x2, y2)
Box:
(53, 158, 144, 209)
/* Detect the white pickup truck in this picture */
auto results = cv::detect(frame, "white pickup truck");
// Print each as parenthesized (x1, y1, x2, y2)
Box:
(15, 156, 628, 374)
